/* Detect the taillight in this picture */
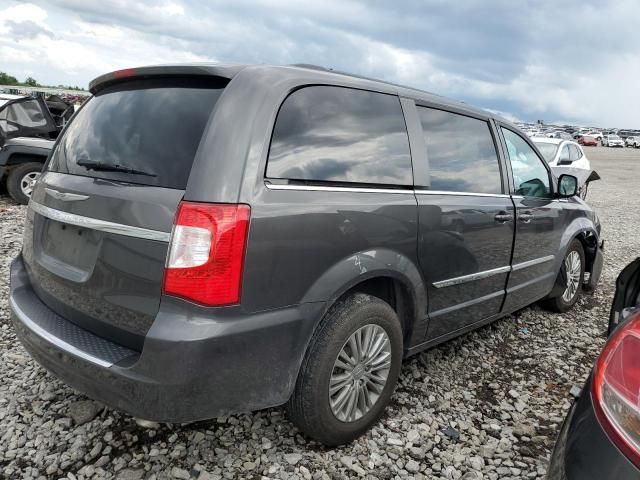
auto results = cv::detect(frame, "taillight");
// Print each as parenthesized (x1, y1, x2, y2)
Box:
(163, 202, 250, 306)
(593, 311, 640, 468)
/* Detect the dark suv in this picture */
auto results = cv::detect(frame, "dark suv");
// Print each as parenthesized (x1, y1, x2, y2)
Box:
(9, 64, 604, 446)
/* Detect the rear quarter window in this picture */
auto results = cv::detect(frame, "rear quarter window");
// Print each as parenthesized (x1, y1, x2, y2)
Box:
(266, 85, 412, 187)
(47, 77, 225, 189)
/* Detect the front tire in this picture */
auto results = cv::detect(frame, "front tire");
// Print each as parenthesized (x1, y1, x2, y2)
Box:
(540, 239, 585, 313)
(6, 162, 42, 205)
(286, 293, 403, 446)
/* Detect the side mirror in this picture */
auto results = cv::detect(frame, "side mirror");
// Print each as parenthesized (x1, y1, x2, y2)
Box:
(558, 174, 578, 198)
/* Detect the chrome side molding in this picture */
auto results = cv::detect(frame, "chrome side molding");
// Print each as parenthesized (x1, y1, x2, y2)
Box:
(264, 182, 513, 198)
(433, 266, 512, 288)
(511, 255, 555, 271)
(433, 255, 556, 288)
(264, 183, 414, 194)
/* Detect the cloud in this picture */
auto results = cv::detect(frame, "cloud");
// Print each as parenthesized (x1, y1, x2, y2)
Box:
(1, 0, 639, 126)
(5, 19, 54, 39)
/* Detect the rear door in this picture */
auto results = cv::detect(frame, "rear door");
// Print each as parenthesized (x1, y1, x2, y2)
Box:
(22, 76, 226, 349)
(0, 97, 57, 141)
(410, 103, 515, 341)
(498, 125, 566, 312)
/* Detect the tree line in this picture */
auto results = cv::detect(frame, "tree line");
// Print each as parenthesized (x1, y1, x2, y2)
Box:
(0, 71, 84, 91)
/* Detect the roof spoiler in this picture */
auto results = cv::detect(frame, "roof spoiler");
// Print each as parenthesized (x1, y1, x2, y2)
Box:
(89, 64, 245, 94)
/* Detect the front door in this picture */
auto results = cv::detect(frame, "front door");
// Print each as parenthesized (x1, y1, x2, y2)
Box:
(499, 126, 566, 311)
(411, 104, 515, 341)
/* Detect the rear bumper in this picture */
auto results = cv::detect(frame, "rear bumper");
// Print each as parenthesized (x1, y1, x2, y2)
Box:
(10, 254, 324, 422)
(548, 376, 640, 479)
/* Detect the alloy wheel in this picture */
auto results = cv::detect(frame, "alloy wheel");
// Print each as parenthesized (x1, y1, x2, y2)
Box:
(329, 324, 392, 422)
(20, 171, 40, 198)
(562, 250, 582, 302)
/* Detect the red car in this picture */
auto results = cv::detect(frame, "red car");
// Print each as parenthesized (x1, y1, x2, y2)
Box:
(578, 135, 598, 146)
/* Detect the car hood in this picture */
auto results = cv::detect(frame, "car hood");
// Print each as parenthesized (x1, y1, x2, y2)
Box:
(550, 166, 600, 188)
(3, 137, 55, 149)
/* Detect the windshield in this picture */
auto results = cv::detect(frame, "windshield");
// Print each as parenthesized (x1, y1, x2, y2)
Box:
(47, 77, 225, 189)
(533, 142, 559, 161)
(610, 135, 621, 140)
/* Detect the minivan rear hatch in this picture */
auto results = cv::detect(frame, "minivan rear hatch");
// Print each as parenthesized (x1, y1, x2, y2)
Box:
(22, 72, 228, 350)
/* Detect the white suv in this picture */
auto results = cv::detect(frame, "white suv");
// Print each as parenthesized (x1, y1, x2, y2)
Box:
(603, 135, 625, 147)
(625, 136, 640, 148)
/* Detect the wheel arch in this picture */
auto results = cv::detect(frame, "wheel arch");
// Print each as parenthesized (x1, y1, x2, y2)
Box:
(301, 249, 428, 354)
(548, 217, 600, 298)
(4, 152, 46, 167)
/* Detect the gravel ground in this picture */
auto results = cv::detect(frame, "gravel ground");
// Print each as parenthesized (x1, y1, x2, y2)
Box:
(1, 147, 639, 480)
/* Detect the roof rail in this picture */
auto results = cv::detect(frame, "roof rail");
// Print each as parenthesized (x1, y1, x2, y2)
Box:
(289, 64, 334, 72)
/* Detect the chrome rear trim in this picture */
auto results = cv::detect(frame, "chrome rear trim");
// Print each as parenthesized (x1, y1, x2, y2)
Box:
(29, 201, 171, 242)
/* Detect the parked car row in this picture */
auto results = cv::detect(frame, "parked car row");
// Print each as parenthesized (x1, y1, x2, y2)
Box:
(520, 123, 640, 149)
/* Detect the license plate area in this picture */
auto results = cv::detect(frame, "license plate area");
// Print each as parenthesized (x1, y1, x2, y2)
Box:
(37, 219, 101, 281)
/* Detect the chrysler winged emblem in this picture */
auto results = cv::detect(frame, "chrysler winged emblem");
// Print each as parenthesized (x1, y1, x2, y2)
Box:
(44, 187, 89, 202)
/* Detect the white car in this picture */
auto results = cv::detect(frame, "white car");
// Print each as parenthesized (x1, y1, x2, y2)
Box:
(625, 136, 640, 148)
(603, 134, 625, 147)
(532, 137, 591, 170)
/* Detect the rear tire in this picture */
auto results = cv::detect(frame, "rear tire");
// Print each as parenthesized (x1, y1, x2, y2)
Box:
(286, 293, 403, 446)
(540, 239, 585, 313)
(6, 162, 42, 205)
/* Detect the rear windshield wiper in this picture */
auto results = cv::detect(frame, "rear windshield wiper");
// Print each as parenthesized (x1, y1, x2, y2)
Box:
(77, 159, 157, 177)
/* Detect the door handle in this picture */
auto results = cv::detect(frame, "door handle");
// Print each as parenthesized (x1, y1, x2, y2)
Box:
(494, 212, 513, 223)
(518, 211, 534, 223)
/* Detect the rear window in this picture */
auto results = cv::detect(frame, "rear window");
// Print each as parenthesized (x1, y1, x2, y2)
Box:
(569, 144, 582, 161)
(267, 86, 412, 187)
(534, 142, 559, 161)
(47, 77, 225, 189)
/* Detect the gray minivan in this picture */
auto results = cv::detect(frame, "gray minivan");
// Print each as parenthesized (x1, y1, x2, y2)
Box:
(9, 64, 604, 446)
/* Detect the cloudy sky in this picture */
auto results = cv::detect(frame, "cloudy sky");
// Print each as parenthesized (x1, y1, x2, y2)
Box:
(1, 0, 639, 127)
